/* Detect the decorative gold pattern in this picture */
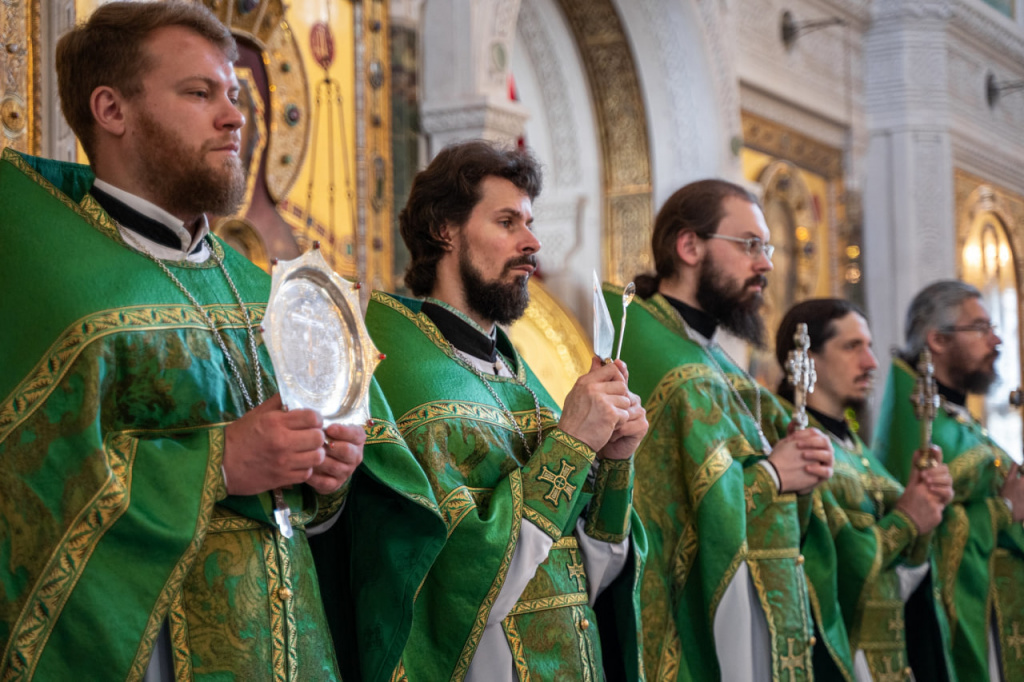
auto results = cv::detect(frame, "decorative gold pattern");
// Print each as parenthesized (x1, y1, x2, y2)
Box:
(507, 592, 589, 616)
(0, 0, 40, 155)
(439, 486, 477, 535)
(451, 472, 524, 681)
(954, 168, 1024, 417)
(691, 437, 748, 511)
(397, 400, 553, 439)
(359, 0, 394, 291)
(261, 528, 287, 682)
(742, 111, 843, 178)
(566, 550, 587, 592)
(779, 638, 805, 680)
(125, 429, 226, 680)
(537, 460, 578, 505)
(1007, 622, 1024, 660)
(502, 616, 531, 682)
(2, 434, 137, 681)
(0, 304, 266, 443)
(372, 291, 531, 384)
(554, 0, 653, 284)
(523, 506, 562, 539)
(168, 590, 193, 680)
(572, 603, 597, 682)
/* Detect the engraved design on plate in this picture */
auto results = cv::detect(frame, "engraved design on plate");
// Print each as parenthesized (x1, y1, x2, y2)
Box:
(272, 277, 350, 413)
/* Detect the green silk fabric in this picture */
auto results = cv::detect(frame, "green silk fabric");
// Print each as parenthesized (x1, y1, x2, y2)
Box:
(808, 417, 953, 680)
(604, 285, 853, 682)
(0, 149, 340, 681)
(320, 291, 646, 682)
(875, 359, 1024, 681)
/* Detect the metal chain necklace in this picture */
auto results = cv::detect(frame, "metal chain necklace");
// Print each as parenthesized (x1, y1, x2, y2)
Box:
(125, 231, 265, 410)
(450, 342, 544, 458)
(679, 317, 772, 454)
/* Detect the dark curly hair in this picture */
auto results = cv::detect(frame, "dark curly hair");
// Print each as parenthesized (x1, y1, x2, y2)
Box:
(400, 140, 542, 296)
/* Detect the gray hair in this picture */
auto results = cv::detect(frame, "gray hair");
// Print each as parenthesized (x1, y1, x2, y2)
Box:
(902, 280, 981, 362)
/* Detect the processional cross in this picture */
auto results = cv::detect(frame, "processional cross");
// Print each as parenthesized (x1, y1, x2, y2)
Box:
(910, 348, 941, 468)
(786, 323, 816, 430)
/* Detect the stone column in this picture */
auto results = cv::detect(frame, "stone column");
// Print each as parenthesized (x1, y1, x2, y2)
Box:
(420, 0, 529, 154)
(863, 0, 955, 358)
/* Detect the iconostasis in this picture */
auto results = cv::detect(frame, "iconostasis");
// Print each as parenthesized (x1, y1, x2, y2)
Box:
(740, 111, 861, 393)
(956, 170, 1024, 457)
(3, 0, 393, 289)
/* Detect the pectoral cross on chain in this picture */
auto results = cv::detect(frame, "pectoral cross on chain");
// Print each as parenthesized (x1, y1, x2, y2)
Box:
(911, 348, 941, 469)
(786, 323, 816, 431)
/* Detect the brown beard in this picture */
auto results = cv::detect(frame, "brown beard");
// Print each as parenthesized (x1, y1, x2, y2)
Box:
(459, 250, 536, 325)
(696, 256, 768, 347)
(135, 108, 246, 218)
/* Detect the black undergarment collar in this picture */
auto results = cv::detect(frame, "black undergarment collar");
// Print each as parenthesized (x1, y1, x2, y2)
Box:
(662, 294, 718, 340)
(421, 301, 499, 363)
(90, 185, 202, 254)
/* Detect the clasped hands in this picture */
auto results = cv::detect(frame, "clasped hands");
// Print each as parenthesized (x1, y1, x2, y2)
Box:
(222, 393, 366, 496)
(558, 357, 648, 461)
(893, 446, 954, 534)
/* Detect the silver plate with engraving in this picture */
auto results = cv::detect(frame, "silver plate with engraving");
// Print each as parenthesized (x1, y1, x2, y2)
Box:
(264, 246, 381, 426)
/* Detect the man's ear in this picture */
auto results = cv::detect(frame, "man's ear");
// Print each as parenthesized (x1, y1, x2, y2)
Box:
(438, 223, 456, 251)
(675, 230, 703, 267)
(90, 86, 127, 137)
(925, 328, 949, 357)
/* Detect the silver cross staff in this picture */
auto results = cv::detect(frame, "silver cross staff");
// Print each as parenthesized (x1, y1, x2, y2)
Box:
(786, 323, 817, 430)
(911, 348, 941, 469)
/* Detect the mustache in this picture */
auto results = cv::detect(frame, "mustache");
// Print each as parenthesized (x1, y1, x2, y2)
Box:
(504, 255, 538, 272)
(746, 274, 768, 290)
(854, 371, 875, 383)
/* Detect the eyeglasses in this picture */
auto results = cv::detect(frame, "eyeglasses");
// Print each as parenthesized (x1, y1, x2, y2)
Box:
(940, 322, 998, 335)
(703, 234, 775, 260)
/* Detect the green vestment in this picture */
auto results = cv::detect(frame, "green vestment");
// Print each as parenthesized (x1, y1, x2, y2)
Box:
(324, 291, 646, 682)
(604, 286, 853, 682)
(807, 416, 954, 681)
(0, 149, 341, 681)
(875, 359, 1024, 681)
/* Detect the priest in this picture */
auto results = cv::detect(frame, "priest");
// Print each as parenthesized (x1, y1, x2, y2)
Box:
(605, 179, 852, 681)
(321, 140, 648, 681)
(875, 280, 1024, 681)
(776, 298, 955, 681)
(0, 3, 363, 678)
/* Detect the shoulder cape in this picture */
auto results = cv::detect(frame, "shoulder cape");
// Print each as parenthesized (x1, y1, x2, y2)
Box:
(0, 149, 338, 680)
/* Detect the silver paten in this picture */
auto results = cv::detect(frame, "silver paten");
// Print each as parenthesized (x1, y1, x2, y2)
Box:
(264, 245, 382, 427)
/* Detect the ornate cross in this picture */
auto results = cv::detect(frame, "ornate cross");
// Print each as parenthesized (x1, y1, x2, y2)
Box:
(538, 460, 578, 505)
(779, 637, 804, 680)
(910, 348, 941, 468)
(786, 323, 816, 431)
(887, 611, 905, 641)
(745, 477, 766, 513)
(1008, 622, 1024, 660)
(567, 549, 587, 592)
(876, 655, 905, 682)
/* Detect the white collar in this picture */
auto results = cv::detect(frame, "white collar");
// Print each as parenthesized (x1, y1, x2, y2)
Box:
(92, 178, 211, 261)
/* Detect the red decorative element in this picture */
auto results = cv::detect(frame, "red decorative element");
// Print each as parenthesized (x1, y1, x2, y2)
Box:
(271, 257, 279, 267)
(378, 353, 386, 361)
(353, 282, 362, 290)
(310, 22, 335, 70)
(312, 240, 321, 250)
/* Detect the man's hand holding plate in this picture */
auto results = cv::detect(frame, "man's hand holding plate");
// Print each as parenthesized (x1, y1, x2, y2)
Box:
(223, 393, 327, 496)
(309, 423, 367, 494)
